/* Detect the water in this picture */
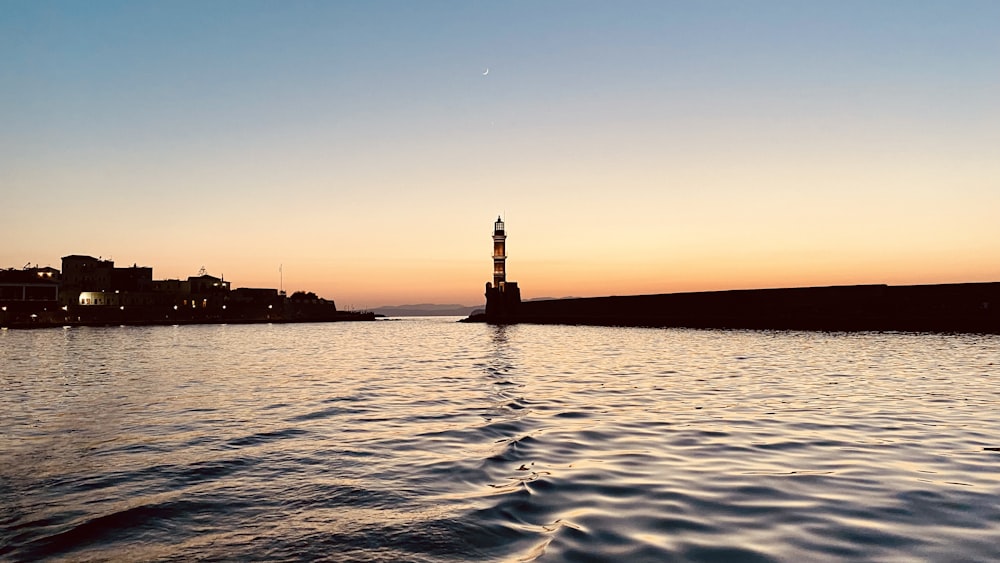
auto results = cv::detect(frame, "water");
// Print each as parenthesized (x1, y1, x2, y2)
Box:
(2, 319, 999, 561)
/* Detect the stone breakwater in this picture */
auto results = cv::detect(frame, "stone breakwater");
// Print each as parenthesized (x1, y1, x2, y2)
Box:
(467, 282, 1000, 333)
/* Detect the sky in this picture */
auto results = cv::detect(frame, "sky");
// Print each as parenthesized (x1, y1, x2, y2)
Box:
(2, 1, 998, 307)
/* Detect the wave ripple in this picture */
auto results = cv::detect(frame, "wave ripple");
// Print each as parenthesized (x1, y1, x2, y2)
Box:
(2, 321, 1000, 561)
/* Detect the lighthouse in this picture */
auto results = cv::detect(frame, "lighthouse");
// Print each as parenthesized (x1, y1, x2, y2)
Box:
(485, 215, 520, 321)
(492, 216, 506, 288)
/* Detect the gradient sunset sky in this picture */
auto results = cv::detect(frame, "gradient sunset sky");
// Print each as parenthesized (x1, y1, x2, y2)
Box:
(3, 1, 998, 307)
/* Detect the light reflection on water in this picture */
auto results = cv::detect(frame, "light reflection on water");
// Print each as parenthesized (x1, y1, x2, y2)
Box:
(2, 319, 999, 561)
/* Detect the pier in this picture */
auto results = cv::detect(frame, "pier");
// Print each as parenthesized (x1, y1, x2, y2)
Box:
(469, 282, 1000, 333)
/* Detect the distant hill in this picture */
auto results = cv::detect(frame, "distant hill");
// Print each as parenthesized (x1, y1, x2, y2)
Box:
(373, 303, 482, 317)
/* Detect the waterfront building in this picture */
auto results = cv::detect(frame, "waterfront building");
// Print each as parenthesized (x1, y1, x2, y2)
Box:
(0, 267, 59, 302)
(112, 264, 154, 292)
(60, 255, 114, 306)
(0, 266, 61, 325)
(2, 254, 369, 327)
(62, 255, 158, 307)
(188, 274, 230, 294)
(0, 266, 60, 303)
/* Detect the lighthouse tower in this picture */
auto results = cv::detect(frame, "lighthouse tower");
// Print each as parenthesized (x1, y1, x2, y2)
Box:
(492, 216, 507, 288)
(485, 215, 520, 321)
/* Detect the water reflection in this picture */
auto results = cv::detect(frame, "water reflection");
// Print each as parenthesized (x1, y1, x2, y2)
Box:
(2, 323, 999, 561)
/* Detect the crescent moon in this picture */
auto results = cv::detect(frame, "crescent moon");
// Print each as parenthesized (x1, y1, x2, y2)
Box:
(483, 68, 489, 76)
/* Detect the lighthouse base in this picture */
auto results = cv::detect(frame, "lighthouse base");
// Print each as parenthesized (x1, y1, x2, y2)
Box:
(485, 281, 521, 323)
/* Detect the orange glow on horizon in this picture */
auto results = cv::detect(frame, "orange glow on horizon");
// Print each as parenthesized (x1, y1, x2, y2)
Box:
(4, 3, 999, 307)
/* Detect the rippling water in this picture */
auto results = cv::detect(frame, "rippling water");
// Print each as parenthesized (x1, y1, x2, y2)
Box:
(2, 319, 999, 561)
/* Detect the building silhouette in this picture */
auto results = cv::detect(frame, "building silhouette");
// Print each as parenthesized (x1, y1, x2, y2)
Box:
(1, 254, 371, 327)
(0, 266, 61, 324)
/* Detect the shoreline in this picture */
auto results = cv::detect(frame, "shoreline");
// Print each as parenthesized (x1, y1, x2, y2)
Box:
(1, 311, 376, 330)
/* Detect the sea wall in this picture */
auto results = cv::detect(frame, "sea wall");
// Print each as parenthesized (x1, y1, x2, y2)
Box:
(470, 282, 1000, 333)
